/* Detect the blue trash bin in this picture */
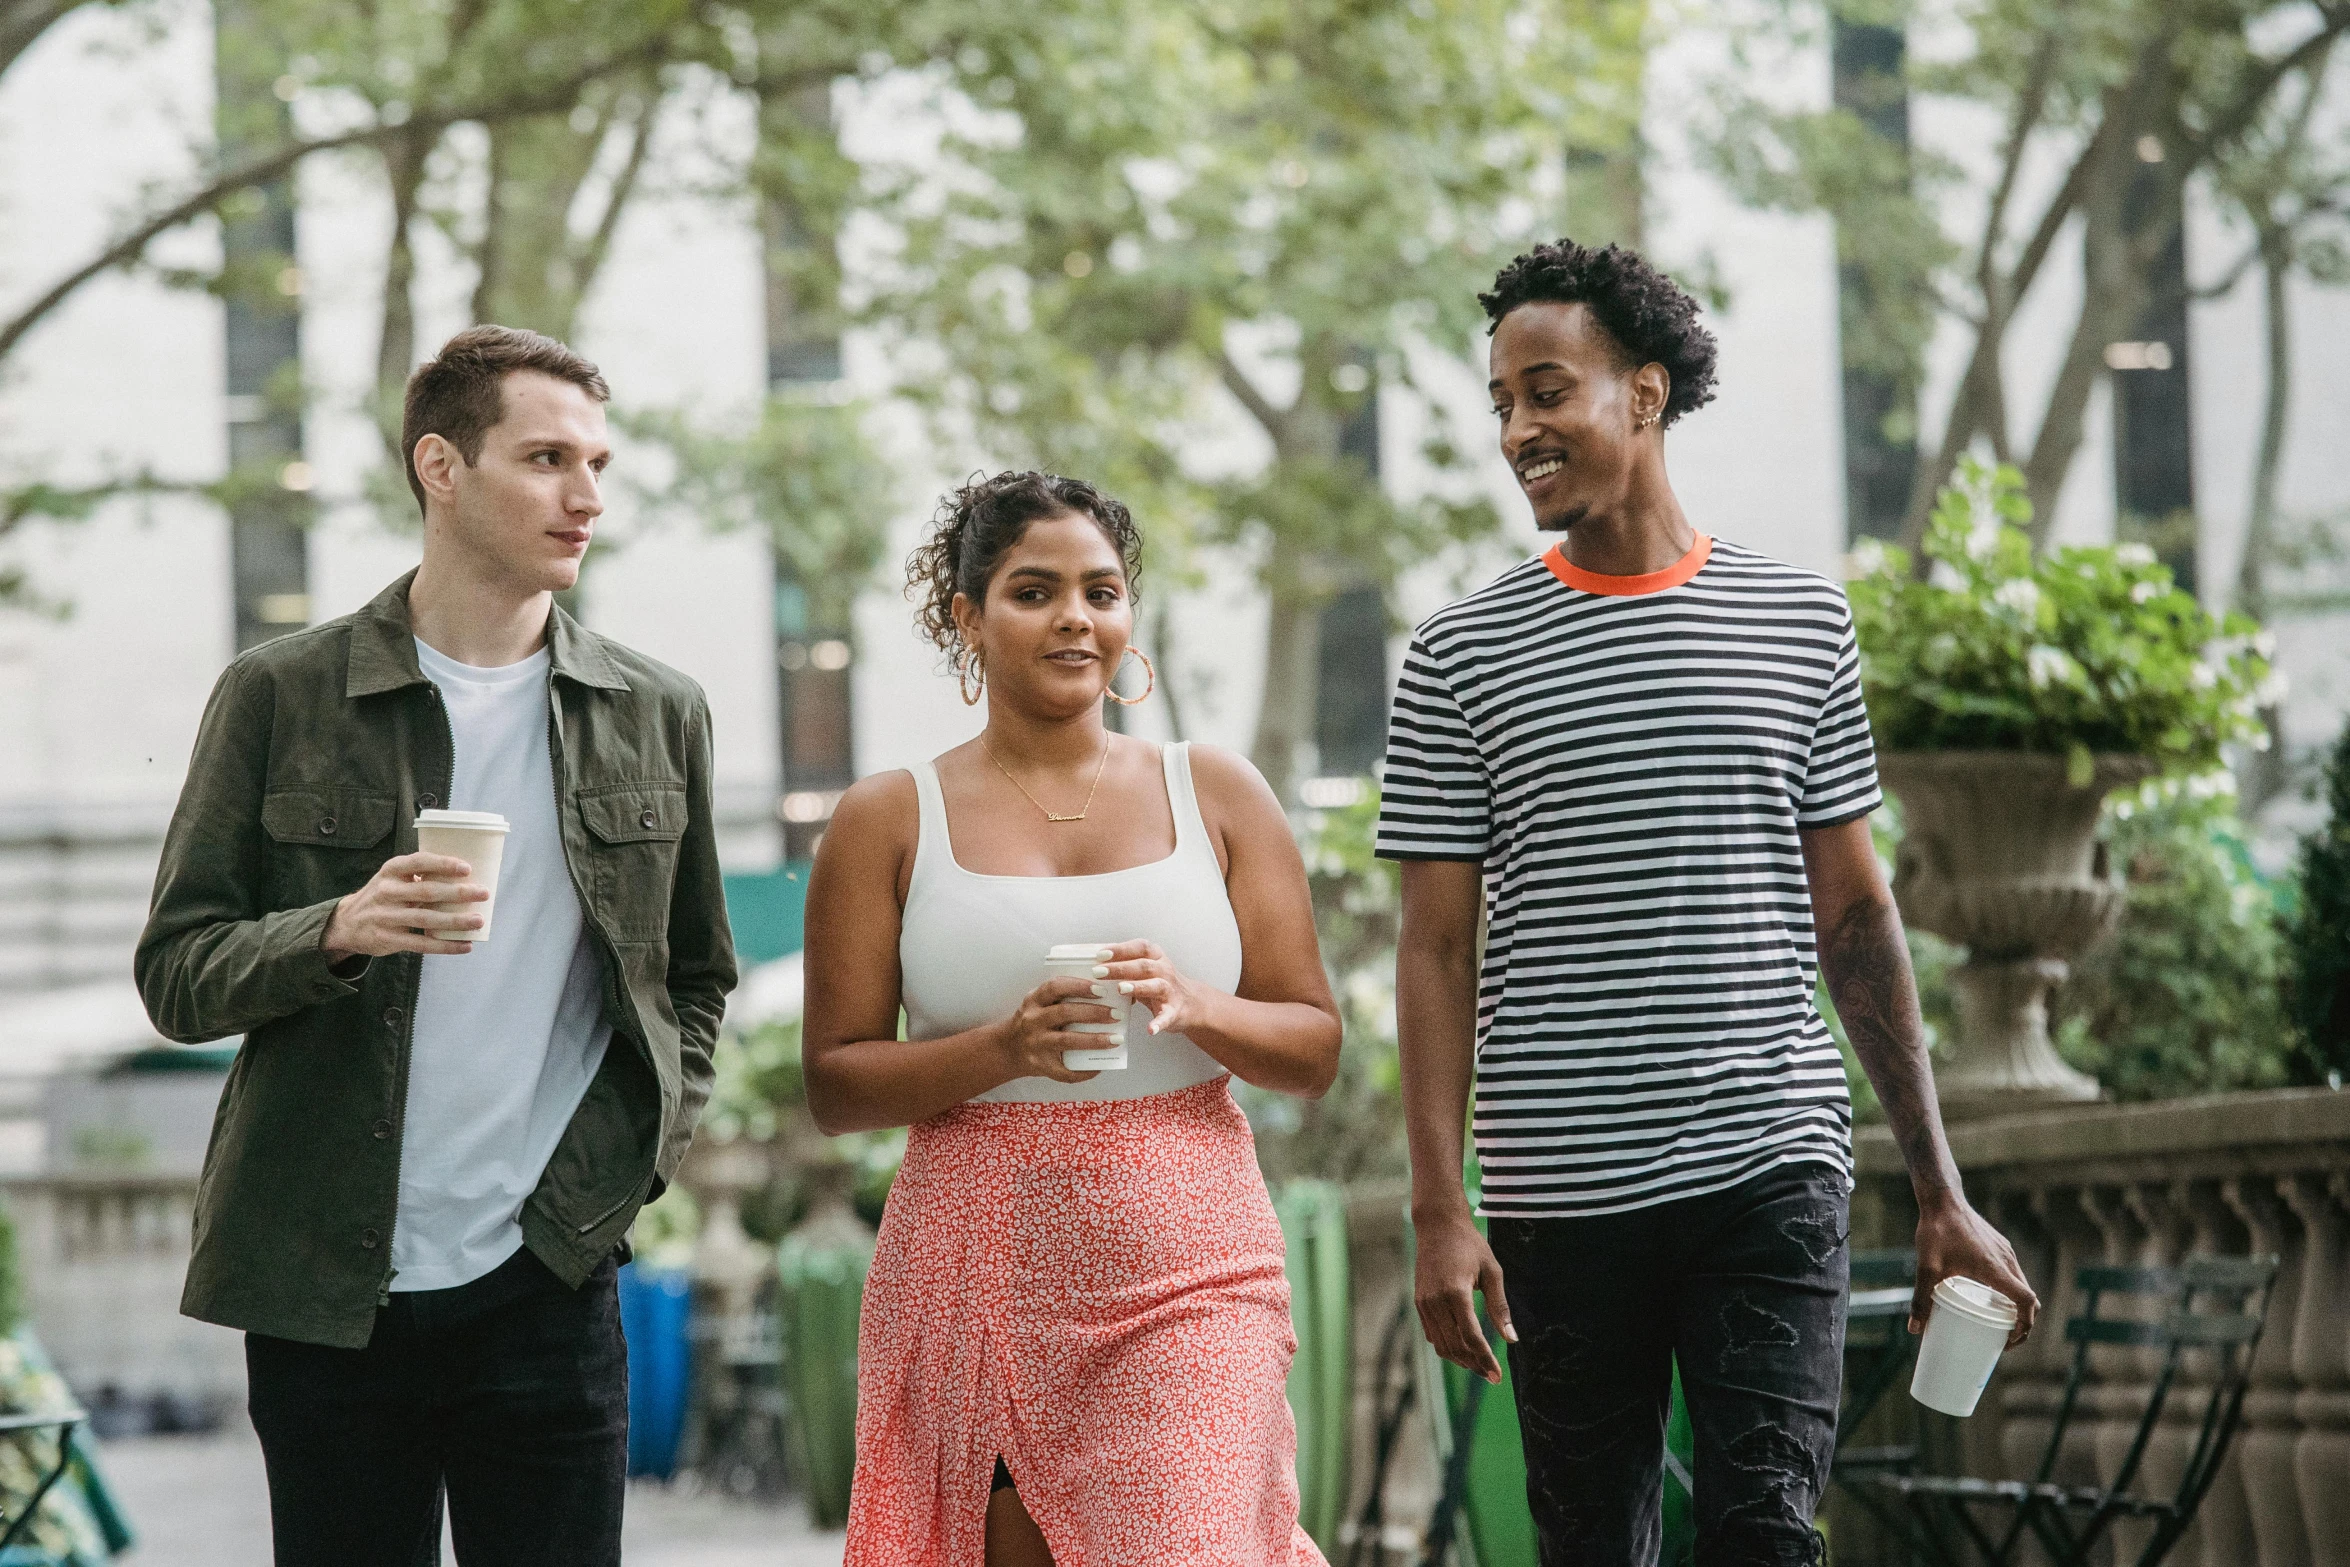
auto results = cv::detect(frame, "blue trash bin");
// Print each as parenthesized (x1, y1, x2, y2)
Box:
(617, 1263, 694, 1479)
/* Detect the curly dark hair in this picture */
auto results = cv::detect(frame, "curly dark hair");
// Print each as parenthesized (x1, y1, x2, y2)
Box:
(1479, 239, 1719, 427)
(905, 470, 1143, 663)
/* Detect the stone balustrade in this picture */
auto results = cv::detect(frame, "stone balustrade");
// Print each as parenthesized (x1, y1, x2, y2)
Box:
(0, 1172, 243, 1417)
(1839, 1087, 2350, 1566)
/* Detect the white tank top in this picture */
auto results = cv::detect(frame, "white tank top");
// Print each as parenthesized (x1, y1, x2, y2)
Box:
(900, 742, 1243, 1104)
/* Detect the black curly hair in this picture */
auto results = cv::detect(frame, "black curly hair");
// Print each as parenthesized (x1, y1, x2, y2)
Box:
(1479, 239, 1719, 427)
(906, 470, 1143, 663)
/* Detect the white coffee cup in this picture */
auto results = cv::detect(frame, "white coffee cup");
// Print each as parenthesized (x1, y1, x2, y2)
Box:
(412, 809, 511, 944)
(1042, 943, 1128, 1071)
(1910, 1275, 2020, 1417)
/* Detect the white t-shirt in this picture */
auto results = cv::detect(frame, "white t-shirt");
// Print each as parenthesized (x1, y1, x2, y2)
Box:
(392, 638, 610, 1292)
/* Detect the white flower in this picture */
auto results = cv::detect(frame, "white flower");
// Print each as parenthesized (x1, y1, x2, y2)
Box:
(1965, 520, 1999, 562)
(2254, 630, 2279, 659)
(2130, 580, 2160, 605)
(1844, 539, 1887, 579)
(1993, 578, 2040, 616)
(2255, 671, 2291, 707)
(2116, 543, 2157, 567)
(2026, 645, 2081, 689)
(2188, 660, 2218, 691)
(2187, 770, 2236, 800)
(2252, 727, 2274, 752)
(1929, 561, 1968, 593)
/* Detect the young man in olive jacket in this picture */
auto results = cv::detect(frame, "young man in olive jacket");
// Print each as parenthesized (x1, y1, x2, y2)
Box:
(137, 325, 737, 1566)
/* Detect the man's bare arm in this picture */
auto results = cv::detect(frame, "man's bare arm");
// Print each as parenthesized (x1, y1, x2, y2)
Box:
(1804, 818, 2039, 1342)
(1397, 858, 1515, 1382)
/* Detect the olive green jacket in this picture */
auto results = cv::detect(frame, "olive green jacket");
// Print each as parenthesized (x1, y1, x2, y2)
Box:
(136, 572, 737, 1348)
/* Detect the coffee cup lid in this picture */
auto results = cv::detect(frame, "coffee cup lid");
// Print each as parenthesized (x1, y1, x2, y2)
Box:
(1933, 1275, 2019, 1327)
(1046, 943, 1113, 961)
(416, 809, 510, 832)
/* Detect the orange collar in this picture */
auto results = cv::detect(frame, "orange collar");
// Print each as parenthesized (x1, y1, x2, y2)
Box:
(1541, 533, 1713, 597)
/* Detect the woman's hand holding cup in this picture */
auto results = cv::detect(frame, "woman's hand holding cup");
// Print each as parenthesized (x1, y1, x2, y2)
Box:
(994, 978, 1116, 1084)
(1095, 940, 1210, 1038)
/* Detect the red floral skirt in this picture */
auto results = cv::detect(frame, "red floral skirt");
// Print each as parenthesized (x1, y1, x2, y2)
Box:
(843, 1076, 1325, 1566)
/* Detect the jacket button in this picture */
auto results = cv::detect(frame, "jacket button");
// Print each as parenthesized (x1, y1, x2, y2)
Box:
(360, 1229, 380, 1249)
(318, 816, 338, 835)
(383, 1006, 403, 1028)
(372, 1120, 392, 1140)
(417, 793, 438, 809)
(640, 808, 657, 829)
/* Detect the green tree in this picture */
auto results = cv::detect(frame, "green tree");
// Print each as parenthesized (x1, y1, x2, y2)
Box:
(1708, 0, 2350, 546)
(857, 0, 1648, 798)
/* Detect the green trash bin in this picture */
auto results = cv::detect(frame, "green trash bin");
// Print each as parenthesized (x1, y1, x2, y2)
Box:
(1276, 1180, 1351, 1551)
(776, 1225, 874, 1530)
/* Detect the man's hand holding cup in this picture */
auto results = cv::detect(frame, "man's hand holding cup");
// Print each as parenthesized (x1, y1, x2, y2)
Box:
(322, 853, 490, 960)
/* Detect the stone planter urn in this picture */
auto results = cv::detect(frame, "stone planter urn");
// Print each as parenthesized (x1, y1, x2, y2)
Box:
(1878, 751, 2158, 1119)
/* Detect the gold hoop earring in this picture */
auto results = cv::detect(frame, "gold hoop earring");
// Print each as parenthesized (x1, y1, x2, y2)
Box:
(1105, 647, 1155, 707)
(958, 649, 985, 706)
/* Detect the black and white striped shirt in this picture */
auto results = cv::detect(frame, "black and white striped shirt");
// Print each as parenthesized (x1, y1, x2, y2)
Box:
(1375, 534, 1880, 1217)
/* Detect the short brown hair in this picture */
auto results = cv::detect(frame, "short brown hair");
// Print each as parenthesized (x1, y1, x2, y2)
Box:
(400, 325, 610, 514)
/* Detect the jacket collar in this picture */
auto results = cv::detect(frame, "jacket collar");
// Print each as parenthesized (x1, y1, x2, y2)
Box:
(344, 569, 631, 697)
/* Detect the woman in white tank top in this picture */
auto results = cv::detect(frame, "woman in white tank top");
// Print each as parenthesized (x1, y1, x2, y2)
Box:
(802, 472, 1341, 1567)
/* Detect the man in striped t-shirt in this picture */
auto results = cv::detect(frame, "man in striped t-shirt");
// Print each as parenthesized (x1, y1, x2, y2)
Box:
(1381, 240, 2038, 1563)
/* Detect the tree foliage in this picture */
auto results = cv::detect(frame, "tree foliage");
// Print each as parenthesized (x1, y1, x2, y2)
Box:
(853, 0, 1646, 796)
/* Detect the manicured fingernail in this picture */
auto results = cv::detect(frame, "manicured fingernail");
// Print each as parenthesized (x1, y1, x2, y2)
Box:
(1118, 981, 1135, 994)
(1091, 965, 1109, 978)
(1096, 948, 1113, 959)
(1502, 1324, 1518, 1342)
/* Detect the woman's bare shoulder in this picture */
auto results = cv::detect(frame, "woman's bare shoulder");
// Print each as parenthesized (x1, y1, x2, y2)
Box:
(1182, 742, 1281, 813)
(823, 769, 920, 853)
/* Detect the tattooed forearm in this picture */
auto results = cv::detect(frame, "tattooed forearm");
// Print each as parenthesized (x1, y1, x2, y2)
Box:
(1819, 894, 1960, 1205)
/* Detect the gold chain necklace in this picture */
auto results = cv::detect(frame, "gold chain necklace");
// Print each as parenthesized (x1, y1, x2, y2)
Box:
(985, 733, 1112, 823)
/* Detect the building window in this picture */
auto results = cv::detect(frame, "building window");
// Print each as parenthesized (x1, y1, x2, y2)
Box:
(1831, 16, 1917, 542)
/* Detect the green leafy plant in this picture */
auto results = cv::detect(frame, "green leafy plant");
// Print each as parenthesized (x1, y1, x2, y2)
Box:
(2286, 715, 2350, 1082)
(2053, 775, 2295, 1100)
(1848, 459, 2278, 780)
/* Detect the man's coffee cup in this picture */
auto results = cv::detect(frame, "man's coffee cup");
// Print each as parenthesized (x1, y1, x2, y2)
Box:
(1043, 943, 1129, 1071)
(1910, 1275, 2019, 1417)
(413, 809, 511, 944)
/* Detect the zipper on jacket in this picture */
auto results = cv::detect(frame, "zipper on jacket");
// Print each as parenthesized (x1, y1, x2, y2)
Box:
(380, 681, 455, 1306)
(546, 679, 651, 1238)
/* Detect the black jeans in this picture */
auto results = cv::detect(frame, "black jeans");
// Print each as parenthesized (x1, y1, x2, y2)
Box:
(245, 1246, 628, 1567)
(1489, 1163, 1849, 1567)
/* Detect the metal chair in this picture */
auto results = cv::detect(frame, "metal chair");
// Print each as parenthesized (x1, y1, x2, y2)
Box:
(1837, 1248, 1923, 1475)
(1853, 1254, 2280, 1567)
(0, 1405, 89, 1553)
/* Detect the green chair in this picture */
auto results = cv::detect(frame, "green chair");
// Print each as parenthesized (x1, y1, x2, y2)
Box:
(1279, 1180, 1354, 1552)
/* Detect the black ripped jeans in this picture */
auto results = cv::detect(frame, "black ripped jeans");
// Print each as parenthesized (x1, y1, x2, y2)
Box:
(1488, 1162, 1849, 1567)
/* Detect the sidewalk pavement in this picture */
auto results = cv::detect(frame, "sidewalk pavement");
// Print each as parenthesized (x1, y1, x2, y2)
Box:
(94, 1424, 846, 1565)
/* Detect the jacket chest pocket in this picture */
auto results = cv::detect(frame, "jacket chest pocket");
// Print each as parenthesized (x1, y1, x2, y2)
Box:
(261, 788, 397, 905)
(578, 781, 686, 942)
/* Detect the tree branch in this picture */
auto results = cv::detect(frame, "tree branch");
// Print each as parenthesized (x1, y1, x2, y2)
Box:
(0, 29, 685, 366)
(0, 0, 82, 86)
(1217, 347, 1290, 447)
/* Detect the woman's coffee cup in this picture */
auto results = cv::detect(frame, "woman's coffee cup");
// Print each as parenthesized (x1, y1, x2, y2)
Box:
(413, 809, 511, 944)
(1910, 1275, 2019, 1417)
(1043, 943, 1128, 1071)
